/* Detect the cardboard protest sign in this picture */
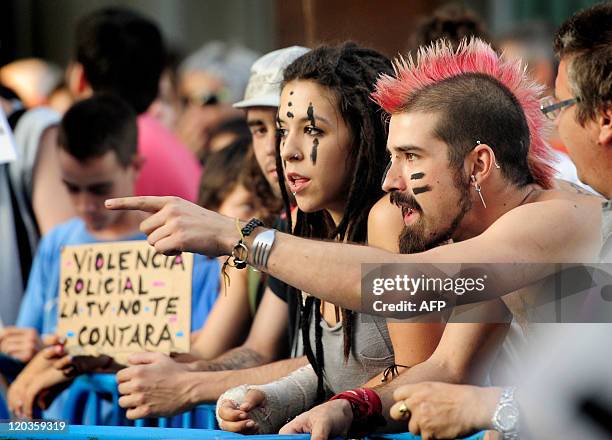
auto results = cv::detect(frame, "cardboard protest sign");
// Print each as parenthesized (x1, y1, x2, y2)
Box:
(0, 107, 18, 164)
(57, 241, 192, 363)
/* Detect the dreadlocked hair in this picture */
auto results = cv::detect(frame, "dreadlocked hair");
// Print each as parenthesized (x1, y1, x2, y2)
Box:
(274, 42, 393, 402)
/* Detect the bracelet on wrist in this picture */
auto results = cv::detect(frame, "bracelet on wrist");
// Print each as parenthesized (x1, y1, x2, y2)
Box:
(329, 388, 386, 437)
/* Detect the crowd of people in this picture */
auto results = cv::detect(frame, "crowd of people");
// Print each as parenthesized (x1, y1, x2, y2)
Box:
(1, 2, 611, 439)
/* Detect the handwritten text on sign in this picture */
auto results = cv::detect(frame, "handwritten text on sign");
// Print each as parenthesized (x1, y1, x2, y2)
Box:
(57, 241, 192, 360)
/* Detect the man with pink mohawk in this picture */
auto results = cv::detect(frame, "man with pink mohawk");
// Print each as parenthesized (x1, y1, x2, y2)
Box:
(106, 37, 603, 438)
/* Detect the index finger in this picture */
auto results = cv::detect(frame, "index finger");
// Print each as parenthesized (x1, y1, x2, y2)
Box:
(105, 196, 168, 212)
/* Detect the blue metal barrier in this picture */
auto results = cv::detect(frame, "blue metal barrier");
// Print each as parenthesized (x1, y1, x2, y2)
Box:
(62, 374, 218, 428)
(0, 425, 487, 440)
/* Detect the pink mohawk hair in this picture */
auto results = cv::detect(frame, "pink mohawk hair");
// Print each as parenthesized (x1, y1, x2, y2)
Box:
(372, 38, 556, 189)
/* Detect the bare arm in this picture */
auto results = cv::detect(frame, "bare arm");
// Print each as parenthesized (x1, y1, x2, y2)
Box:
(188, 356, 309, 403)
(116, 352, 308, 418)
(366, 194, 445, 383)
(31, 126, 75, 234)
(375, 304, 510, 432)
(190, 264, 252, 360)
(106, 195, 601, 313)
(187, 288, 290, 371)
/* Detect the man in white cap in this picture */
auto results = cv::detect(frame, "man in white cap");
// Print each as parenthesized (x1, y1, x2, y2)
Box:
(234, 46, 310, 197)
(113, 46, 311, 420)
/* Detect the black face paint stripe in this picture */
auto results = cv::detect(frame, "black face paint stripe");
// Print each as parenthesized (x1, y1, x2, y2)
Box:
(287, 112, 294, 118)
(413, 185, 432, 195)
(307, 103, 315, 126)
(310, 138, 319, 165)
(411, 172, 425, 180)
(381, 161, 391, 187)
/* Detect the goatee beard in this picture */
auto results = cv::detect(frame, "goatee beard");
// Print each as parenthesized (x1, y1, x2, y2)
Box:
(393, 169, 472, 254)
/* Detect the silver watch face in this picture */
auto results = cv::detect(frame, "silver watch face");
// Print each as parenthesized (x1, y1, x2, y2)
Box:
(497, 403, 520, 431)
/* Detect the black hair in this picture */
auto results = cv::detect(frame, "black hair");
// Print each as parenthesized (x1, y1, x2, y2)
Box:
(198, 136, 281, 224)
(404, 72, 533, 187)
(198, 136, 251, 211)
(75, 7, 165, 114)
(275, 42, 393, 401)
(58, 94, 137, 167)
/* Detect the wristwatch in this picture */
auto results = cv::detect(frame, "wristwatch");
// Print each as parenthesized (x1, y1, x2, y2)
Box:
(492, 386, 520, 439)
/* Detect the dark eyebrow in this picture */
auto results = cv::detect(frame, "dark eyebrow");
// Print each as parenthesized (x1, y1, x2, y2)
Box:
(277, 115, 332, 126)
(391, 145, 427, 154)
(247, 119, 265, 127)
(61, 179, 113, 189)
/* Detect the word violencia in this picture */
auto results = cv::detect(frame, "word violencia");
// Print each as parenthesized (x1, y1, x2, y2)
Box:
(70, 247, 186, 274)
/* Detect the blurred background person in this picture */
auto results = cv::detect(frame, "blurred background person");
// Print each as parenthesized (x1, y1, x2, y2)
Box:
(67, 7, 202, 202)
(146, 49, 182, 132)
(174, 41, 259, 161)
(407, 3, 491, 53)
(0, 58, 63, 108)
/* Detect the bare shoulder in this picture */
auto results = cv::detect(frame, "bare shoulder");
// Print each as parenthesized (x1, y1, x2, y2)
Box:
(496, 190, 601, 228)
(553, 179, 604, 199)
(368, 194, 402, 223)
(367, 194, 404, 251)
(487, 188, 602, 259)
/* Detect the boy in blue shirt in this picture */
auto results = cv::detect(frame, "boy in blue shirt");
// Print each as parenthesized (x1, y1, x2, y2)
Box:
(2, 95, 219, 417)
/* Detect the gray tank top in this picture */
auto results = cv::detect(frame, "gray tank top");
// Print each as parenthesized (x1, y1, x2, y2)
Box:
(305, 311, 395, 394)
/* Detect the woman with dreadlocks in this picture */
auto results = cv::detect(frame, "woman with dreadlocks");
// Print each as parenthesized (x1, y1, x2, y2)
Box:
(215, 42, 445, 434)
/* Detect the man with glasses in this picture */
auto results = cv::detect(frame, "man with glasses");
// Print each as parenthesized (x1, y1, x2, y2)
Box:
(551, 3, 611, 262)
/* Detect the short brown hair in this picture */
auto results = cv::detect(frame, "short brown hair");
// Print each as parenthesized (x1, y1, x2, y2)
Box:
(553, 3, 612, 125)
(197, 137, 280, 223)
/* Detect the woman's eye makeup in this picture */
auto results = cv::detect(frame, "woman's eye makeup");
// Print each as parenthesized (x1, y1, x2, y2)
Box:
(304, 126, 323, 135)
(307, 102, 319, 165)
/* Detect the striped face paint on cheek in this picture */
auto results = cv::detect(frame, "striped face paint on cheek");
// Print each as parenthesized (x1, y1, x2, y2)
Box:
(413, 185, 432, 195)
(411, 171, 430, 195)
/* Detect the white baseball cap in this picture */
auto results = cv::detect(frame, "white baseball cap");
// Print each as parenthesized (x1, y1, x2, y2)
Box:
(233, 46, 310, 109)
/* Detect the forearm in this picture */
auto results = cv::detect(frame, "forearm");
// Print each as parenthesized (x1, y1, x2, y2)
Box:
(230, 230, 558, 314)
(188, 356, 308, 403)
(218, 363, 319, 434)
(187, 345, 276, 372)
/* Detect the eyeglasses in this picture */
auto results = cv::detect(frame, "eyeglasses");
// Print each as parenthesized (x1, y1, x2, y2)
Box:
(180, 87, 230, 108)
(180, 93, 220, 107)
(540, 96, 579, 120)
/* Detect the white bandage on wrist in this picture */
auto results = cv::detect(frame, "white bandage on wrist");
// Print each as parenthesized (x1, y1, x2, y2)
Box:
(216, 364, 319, 433)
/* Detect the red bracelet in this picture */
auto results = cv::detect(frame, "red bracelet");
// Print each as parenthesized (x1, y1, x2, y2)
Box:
(330, 388, 385, 436)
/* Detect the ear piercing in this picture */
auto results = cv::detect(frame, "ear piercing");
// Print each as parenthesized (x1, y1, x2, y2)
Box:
(476, 140, 501, 169)
(471, 175, 487, 208)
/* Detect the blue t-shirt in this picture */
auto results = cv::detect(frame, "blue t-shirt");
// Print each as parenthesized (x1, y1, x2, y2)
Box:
(16, 218, 220, 335)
